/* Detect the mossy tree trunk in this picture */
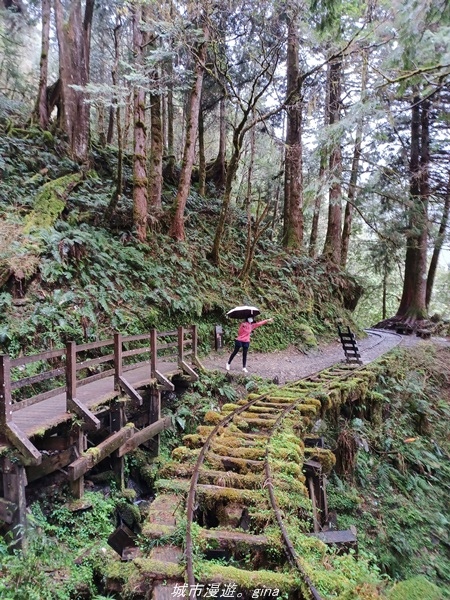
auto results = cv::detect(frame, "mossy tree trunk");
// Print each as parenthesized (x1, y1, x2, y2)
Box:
(322, 55, 343, 265)
(198, 99, 206, 196)
(395, 95, 429, 322)
(165, 28, 176, 183)
(106, 20, 123, 220)
(149, 71, 163, 213)
(54, 0, 94, 163)
(33, 0, 50, 128)
(132, 2, 148, 242)
(207, 14, 227, 192)
(282, 8, 303, 251)
(426, 175, 450, 308)
(207, 95, 227, 191)
(243, 119, 255, 211)
(309, 150, 327, 258)
(169, 19, 209, 241)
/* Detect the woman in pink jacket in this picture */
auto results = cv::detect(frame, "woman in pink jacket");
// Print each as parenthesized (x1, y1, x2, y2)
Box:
(226, 317, 274, 373)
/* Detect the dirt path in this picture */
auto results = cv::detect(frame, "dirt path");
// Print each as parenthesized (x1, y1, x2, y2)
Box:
(201, 329, 444, 384)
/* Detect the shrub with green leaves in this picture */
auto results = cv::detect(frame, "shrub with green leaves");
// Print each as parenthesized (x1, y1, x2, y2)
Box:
(326, 346, 450, 596)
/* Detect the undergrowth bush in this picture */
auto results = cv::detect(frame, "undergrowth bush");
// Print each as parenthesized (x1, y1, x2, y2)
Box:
(0, 491, 119, 599)
(326, 346, 450, 596)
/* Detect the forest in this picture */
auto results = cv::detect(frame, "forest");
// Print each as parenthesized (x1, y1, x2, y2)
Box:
(0, 0, 450, 599)
(0, 0, 449, 329)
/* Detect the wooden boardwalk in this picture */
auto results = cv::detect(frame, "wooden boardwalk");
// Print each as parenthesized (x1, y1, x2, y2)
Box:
(1, 326, 200, 446)
(0, 326, 202, 546)
(11, 360, 176, 438)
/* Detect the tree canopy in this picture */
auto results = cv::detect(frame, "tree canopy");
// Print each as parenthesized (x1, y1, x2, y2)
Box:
(0, 0, 449, 323)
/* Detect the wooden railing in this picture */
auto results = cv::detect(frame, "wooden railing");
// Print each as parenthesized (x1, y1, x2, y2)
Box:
(0, 325, 200, 430)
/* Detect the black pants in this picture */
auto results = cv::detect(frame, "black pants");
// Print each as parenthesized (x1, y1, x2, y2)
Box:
(228, 340, 250, 367)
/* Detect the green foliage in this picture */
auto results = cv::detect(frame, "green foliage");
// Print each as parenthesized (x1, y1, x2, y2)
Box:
(387, 576, 443, 600)
(0, 491, 120, 599)
(0, 127, 362, 357)
(326, 347, 450, 594)
(160, 370, 236, 456)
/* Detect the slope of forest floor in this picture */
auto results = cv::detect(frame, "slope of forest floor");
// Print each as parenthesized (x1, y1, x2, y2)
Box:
(0, 130, 363, 359)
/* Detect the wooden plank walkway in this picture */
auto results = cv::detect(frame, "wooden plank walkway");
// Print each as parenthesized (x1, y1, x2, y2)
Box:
(11, 360, 177, 438)
(1, 326, 200, 450)
(0, 327, 203, 549)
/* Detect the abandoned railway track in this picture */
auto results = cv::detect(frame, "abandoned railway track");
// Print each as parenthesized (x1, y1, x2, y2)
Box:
(142, 358, 383, 600)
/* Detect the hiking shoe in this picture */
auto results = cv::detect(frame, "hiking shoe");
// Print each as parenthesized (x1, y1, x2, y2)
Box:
(242, 367, 248, 374)
(226, 363, 230, 371)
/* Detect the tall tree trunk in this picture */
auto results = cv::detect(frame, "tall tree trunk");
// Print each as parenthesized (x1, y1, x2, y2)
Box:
(54, 0, 94, 163)
(198, 99, 206, 196)
(164, 0, 176, 180)
(270, 145, 284, 241)
(33, 0, 50, 128)
(244, 119, 256, 211)
(395, 95, 429, 321)
(208, 11, 227, 191)
(132, 2, 148, 242)
(240, 198, 271, 281)
(208, 95, 227, 190)
(426, 177, 450, 308)
(341, 53, 368, 268)
(309, 150, 327, 258)
(106, 22, 123, 220)
(340, 4, 371, 268)
(106, 104, 114, 144)
(124, 89, 132, 151)
(322, 56, 343, 264)
(97, 104, 106, 146)
(165, 53, 176, 182)
(282, 10, 303, 250)
(149, 68, 163, 213)
(169, 21, 209, 240)
(210, 136, 241, 264)
(309, 86, 329, 258)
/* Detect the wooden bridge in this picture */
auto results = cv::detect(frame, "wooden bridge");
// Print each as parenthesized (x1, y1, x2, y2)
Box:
(0, 326, 202, 547)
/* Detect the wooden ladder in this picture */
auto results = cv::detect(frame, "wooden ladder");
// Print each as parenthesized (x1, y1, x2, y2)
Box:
(338, 326, 362, 365)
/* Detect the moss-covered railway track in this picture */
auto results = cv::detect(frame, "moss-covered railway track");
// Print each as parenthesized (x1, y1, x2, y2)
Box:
(139, 362, 380, 600)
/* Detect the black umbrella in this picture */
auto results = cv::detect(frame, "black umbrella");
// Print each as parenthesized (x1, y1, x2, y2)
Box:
(226, 305, 261, 319)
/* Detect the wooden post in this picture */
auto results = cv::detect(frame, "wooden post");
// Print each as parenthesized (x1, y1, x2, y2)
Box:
(192, 325, 198, 361)
(2, 457, 27, 551)
(191, 325, 204, 372)
(70, 426, 85, 499)
(178, 326, 184, 366)
(150, 329, 157, 379)
(66, 343, 99, 430)
(114, 332, 123, 391)
(111, 403, 125, 489)
(148, 388, 161, 458)
(66, 341, 77, 405)
(0, 355, 12, 428)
